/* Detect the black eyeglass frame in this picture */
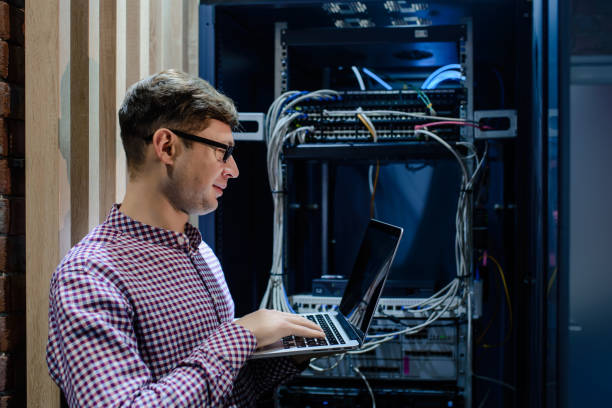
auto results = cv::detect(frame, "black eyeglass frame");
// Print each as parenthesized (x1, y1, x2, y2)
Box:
(147, 128, 235, 163)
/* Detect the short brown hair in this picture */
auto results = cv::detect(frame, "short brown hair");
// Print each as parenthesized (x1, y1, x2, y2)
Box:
(118, 69, 238, 173)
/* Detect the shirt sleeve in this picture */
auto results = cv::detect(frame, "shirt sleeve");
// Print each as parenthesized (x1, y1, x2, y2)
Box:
(227, 357, 306, 406)
(47, 268, 257, 408)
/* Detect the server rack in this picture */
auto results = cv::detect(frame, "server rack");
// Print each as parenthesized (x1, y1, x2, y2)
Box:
(201, 1, 525, 407)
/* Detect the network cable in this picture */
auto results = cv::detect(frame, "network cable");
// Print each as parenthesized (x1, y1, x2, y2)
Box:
(353, 366, 376, 408)
(352, 66, 366, 90)
(261, 89, 341, 312)
(422, 63, 462, 89)
(261, 93, 486, 366)
(423, 70, 464, 89)
(362, 67, 392, 90)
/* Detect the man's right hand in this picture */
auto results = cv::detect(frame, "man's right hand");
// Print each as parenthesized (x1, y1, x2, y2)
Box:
(234, 309, 325, 348)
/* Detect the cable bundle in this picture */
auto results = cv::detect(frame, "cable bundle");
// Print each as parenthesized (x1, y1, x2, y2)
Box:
(260, 90, 341, 312)
(312, 108, 485, 366)
(259, 91, 486, 376)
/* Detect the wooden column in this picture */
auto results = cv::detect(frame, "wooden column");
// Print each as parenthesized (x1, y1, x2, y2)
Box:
(25, 0, 63, 405)
(99, 0, 117, 221)
(183, 0, 199, 75)
(125, 0, 141, 87)
(148, 0, 162, 74)
(70, 0, 89, 242)
(26, 1, 200, 405)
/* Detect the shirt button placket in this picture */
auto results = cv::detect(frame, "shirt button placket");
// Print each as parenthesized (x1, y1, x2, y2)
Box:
(192, 254, 223, 324)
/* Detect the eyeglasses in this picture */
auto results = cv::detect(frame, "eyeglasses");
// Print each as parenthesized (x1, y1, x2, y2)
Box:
(147, 128, 235, 163)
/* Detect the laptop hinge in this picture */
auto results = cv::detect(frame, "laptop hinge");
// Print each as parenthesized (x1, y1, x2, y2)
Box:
(335, 313, 364, 343)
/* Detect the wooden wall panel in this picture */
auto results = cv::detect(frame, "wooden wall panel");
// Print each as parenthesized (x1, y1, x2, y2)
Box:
(183, 0, 199, 75)
(162, 0, 182, 70)
(26, 1, 200, 404)
(25, 0, 63, 405)
(70, 0, 90, 243)
(115, 0, 127, 202)
(88, 0, 100, 229)
(139, 0, 150, 77)
(148, 0, 162, 74)
(125, 0, 141, 88)
(99, 0, 117, 222)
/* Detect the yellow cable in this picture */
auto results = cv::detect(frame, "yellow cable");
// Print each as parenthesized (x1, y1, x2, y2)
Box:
(357, 113, 376, 141)
(476, 268, 501, 344)
(357, 113, 380, 218)
(478, 255, 513, 348)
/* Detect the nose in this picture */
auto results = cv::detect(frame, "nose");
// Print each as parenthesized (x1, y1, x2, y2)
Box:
(224, 155, 239, 179)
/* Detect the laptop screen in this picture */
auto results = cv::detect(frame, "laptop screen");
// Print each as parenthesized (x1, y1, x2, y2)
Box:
(339, 219, 403, 336)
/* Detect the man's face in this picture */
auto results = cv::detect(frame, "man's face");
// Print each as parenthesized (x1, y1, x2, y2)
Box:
(162, 119, 239, 216)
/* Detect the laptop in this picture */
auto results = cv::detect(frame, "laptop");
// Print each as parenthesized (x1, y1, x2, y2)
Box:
(250, 219, 403, 359)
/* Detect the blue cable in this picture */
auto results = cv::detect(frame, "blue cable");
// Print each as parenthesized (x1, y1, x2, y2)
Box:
(421, 63, 462, 89)
(276, 91, 308, 122)
(422, 70, 463, 90)
(362, 67, 393, 90)
(283, 287, 296, 313)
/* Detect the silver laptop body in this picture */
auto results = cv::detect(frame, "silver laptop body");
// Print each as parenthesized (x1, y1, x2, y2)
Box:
(250, 219, 403, 359)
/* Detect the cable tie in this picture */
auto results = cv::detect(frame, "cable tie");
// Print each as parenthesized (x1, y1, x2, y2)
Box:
(271, 190, 287, 195)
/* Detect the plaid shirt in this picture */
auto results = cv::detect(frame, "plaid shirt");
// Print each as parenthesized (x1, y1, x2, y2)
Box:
(47, 205, 300, 407)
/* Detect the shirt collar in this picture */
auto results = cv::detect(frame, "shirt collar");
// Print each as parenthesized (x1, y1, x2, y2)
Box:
(105, 204, 202, 253)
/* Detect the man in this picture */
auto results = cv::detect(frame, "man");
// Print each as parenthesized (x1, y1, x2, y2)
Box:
(46, 70, 324, 407)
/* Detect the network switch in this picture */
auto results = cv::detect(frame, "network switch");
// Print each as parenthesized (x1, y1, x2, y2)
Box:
(288, 89, 468, 143)
(301, 319, 460, 381)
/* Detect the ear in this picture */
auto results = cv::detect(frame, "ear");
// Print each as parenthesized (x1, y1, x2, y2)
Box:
(151, 128, 180, 165)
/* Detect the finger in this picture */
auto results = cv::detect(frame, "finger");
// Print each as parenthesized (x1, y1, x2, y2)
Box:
(288, 323, 326, 338)
(283, 313, 321, 327)
(287, 315, 324, 332)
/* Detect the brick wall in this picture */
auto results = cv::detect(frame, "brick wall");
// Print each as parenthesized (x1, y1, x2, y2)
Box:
(0, 0, 24, 406)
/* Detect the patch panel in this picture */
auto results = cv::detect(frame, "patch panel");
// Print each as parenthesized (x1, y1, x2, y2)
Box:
(289, 89, 468, 143)
(290, 294, 466, 319)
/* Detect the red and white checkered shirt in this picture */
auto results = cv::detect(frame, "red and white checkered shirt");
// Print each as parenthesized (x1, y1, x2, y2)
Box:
(47, 204, 300, 407)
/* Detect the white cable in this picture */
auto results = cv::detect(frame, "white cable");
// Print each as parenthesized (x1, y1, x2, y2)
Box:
(348, 336, 394, 354)
(336, 111, 485, 345)
(353, 366, 376, 408)
(365, 278, 460, 339)
(414, 129, 469, 181)
(261, 99, 486, 400)
(261, 100, 486, 370)
(352, 66, 366, 90)
(261, 90, 340, 312)
(400, 278, 458, 309)
(309, 353, 346, 372)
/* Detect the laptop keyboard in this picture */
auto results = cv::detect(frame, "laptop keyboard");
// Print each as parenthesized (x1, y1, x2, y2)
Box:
(281, 314, 346, 349)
